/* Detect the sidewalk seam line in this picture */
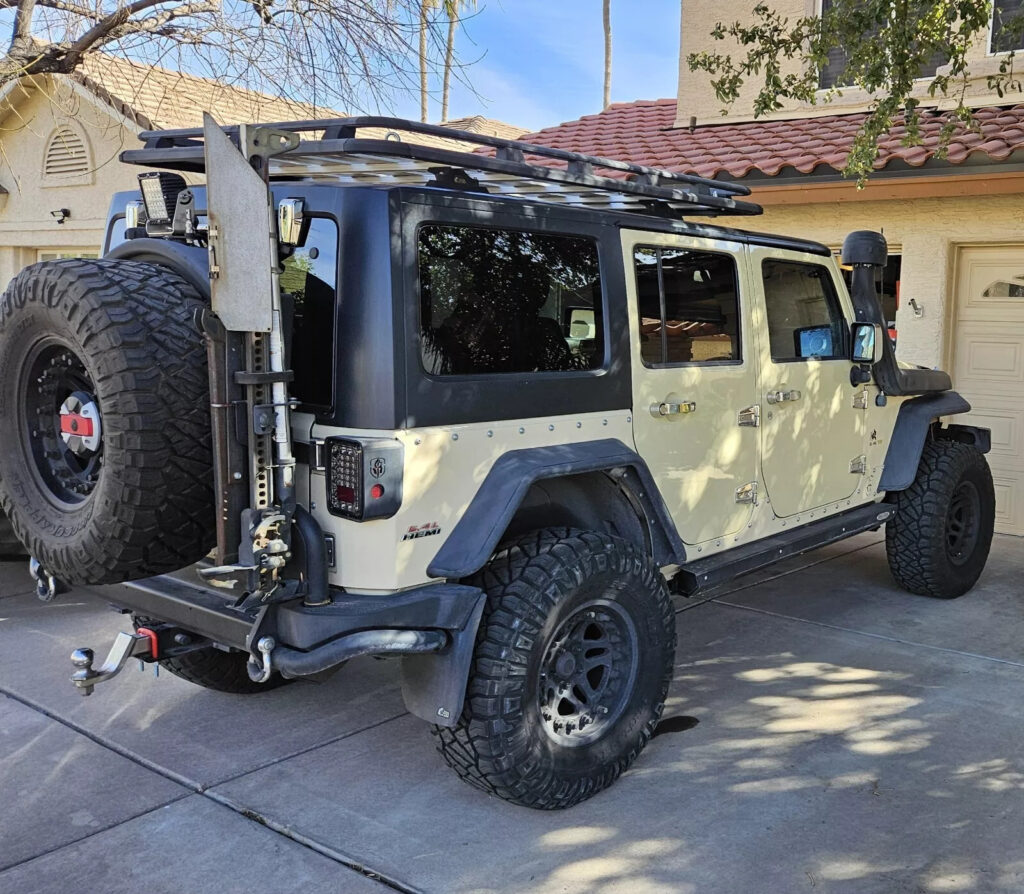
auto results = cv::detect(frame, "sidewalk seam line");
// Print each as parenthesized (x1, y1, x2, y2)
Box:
(0, 793, 192, 875)
(711, 599, 1024, 670)
(0, 687, 420, 891)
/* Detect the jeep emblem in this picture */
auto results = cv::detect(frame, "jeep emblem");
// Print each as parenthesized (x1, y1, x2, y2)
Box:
(369, 457, 386, 479)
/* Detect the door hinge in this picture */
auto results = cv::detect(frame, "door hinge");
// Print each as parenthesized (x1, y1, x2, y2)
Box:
(852, 389, 869, 410)
(311, 438, 326, 472)
(849, 455, 867, 475)
(737, 405, 760, 428)
(735, 481, 759, 505)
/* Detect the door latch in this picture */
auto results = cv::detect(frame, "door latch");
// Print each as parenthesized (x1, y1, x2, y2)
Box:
(735, 481, 759, 505)
(766, 389, 801, 404)
(650, 400, 696, 418)
(737, 405, 761, 428)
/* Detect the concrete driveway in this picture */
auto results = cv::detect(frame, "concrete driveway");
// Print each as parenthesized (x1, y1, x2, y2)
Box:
(2, 532, 1022, 894)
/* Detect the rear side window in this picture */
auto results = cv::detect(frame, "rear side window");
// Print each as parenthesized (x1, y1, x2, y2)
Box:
(282, 217, 338, 407)
(633, 246, 741, 366)
(418, 225, 603, 375)
(761, 259, 846, 362)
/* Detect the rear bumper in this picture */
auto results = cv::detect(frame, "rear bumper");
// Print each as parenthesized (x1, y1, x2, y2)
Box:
(117, 570, 483, 655)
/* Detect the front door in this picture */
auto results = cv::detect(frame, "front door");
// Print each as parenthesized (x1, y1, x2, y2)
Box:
(625, 232, 760, 546)
(751, 249, 867, 518)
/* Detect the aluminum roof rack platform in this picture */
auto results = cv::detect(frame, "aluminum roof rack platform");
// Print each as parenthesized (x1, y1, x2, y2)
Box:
(121, 115, 762, 220)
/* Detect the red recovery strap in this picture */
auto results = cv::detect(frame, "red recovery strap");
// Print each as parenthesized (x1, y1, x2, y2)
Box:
(135, 627, 159, 659)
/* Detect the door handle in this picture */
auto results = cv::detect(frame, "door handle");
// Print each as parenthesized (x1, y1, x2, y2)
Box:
(650, 400, 696, 418)
(766, 389, 801, 404)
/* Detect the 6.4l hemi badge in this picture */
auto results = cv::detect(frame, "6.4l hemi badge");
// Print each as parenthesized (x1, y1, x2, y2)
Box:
(402, 522, 441, 541)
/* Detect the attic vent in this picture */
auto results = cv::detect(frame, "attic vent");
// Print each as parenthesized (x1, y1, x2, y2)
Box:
(44, 127, 90, 177)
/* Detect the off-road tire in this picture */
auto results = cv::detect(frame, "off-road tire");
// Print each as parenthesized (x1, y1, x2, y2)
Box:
(434, 528, 676, 809)
(886, 439, 995, 599)
(0, 511, 25, 558)
(0, 259, 215, 585)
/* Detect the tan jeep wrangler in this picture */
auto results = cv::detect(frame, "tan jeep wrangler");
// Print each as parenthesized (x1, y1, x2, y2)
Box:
(0, 116, 994, 809)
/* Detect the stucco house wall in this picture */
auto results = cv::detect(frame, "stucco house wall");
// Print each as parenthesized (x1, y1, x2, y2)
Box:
(0, 79, 140, 286)
(677, 0, 1020, 126)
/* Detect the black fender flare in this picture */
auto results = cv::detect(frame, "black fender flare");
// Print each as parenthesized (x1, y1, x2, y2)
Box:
(426, 439, 686, 580)
(879, 391, 988, 492)
(104, 238, 211, 299)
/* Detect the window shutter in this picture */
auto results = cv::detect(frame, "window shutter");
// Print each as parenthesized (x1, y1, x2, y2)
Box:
(44, 127, 89, 177)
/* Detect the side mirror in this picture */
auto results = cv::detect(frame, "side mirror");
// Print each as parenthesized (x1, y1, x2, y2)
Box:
(277, 197, 309, 247)
(851, 322, 883, 364)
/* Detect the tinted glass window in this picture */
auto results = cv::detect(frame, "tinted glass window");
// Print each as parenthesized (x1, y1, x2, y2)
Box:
(818, 0, 946, 88)
(282, 217, 338, 407)
(761, 259, 846, 362)
(633, 246, 741, 366)
(418, 225, 603, 376)
(993, 0, 1024, 52)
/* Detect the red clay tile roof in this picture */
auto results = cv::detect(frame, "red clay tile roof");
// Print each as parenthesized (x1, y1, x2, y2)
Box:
(520, 98, 1024, 179)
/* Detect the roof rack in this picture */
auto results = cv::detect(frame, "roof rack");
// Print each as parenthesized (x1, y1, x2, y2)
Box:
(121, 115, 762, 219)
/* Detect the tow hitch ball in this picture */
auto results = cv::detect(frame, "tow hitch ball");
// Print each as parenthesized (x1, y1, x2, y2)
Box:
(70, 630, 158, 696)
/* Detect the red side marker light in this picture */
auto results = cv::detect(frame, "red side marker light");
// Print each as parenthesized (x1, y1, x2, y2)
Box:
(370, 483, 385, 500)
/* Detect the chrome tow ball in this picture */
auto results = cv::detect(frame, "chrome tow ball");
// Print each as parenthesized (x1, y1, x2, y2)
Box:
(70, 631, 156, 696)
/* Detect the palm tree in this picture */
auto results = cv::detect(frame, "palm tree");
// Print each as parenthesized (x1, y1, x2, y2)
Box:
(419, 0, 434, 122)
(440, 0, 477, 121)
(603, 0, 612, 109)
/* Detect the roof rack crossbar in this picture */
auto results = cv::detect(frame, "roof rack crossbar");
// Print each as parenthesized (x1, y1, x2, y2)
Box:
(125, 115, 761, 219)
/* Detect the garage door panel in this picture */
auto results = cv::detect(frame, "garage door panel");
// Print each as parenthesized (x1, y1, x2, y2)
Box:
(953, 324, 1024, 387)
(958, 249, 1024, 322)
(961, 407, 1023, 469)
(993, 475, 1022, 536)
(954, 245, 1024, 536)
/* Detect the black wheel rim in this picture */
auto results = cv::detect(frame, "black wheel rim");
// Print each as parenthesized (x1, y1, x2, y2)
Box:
(945, 480, 981, 567)
(21, 340, 103, 506)
(537, 599, 639, 747)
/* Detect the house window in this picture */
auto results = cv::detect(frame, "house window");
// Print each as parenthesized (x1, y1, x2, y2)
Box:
(632, 246, 741, 366)
(991, 0, 1024, 53)
(37, 250, 99, 262)
(818, 0, 946, 89)
(42, 126, 92, 183)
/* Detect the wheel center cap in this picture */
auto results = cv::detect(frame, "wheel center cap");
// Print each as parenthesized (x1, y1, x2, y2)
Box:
(555, 652, 577, 678)
(59, 392, 101, 455)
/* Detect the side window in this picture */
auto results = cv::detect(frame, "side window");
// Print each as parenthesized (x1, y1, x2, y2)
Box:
(282, 217, 338, 407)
(633, 246, 741, 366)
(761, 259, 846, 362)
(418, 225, 603, 376)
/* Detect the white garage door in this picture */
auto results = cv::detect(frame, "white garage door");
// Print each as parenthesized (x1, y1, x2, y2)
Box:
(952, 245, 1024, 536)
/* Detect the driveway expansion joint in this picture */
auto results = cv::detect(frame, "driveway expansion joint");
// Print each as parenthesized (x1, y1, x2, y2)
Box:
(1, 685, 419, 892)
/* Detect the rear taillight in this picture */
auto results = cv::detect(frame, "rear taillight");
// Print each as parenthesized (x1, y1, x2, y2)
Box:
(325, 438, 403, 520)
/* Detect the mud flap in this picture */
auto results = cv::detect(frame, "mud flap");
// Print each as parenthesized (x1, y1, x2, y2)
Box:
(400, 594, 486, 727)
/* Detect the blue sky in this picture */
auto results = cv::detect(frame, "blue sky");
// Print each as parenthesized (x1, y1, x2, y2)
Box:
(390, 0, 682, 131)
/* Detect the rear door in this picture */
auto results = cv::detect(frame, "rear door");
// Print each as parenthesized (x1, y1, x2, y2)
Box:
(750, 248, 867, 517)
(625, 231, 760, 546)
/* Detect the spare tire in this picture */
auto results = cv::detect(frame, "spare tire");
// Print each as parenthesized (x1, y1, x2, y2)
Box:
(0, 510, 26, 558)
(0, 259, 215, 585)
